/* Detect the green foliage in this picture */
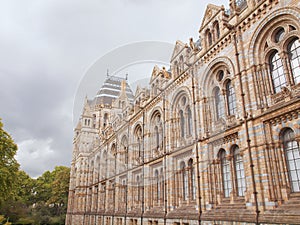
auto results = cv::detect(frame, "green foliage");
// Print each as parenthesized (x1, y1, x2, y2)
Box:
(0, 119, 19, 205)
(0, 119, 70, 225)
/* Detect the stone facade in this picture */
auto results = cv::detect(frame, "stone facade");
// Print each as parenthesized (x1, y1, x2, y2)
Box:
(66, 0, 300, 224)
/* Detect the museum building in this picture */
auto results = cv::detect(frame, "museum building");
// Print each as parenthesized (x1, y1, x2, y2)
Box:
(66, 0, 300, 224)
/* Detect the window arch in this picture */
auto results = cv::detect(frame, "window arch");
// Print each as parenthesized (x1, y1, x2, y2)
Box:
(219, 149, 232, 197)
(253, 20, 300, 97)
(232, 145, 246, 196)
(180, 161, 188, 200)
(269, 51, 286, 93)
(214, 87, 224, 120)
(281, 128, 300, 192)
(226, 80, 237, 115)
(288, 38, 300, 85)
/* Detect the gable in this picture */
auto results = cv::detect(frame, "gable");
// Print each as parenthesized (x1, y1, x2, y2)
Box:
(82, 97, 93, 117)
(170, 40, 186, 62)
(150, 65, 160, 83)
(199, 4, 222, 32)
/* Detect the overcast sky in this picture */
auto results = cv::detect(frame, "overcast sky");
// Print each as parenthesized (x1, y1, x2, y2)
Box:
(0, 0, 227, 177)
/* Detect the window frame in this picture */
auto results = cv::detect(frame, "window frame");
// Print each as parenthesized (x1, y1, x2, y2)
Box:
(281, 128, 300, 193)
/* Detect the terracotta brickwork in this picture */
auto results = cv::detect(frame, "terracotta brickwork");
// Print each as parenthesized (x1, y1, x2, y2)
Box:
(66, 0, 300, 224)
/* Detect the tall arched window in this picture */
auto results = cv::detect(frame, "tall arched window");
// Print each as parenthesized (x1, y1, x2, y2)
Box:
(179, 110, 185, 138)
(213, 21, 220, 40)
(134, 125, 143, 159)
(282, 128, 300, 192)
(215, 87, 224, 120)
(155, 170, 160, 203)
(111, 144, 116, 176)
(180, 161, 188, 200)
(121, 136, 128, 165)
(155, 126, 159, 149)
(219, 149, 232, 197)
(160, 168, 164, 203)
(103, 113, 108, 127)
(121, 179, 126, 207)
(226, 80, 237, 116)
(187, 107, 193, 136)
(151, 111, 163, 153)
(207, 31, 213, 47)
(136, 175, 140, 202)
(288, 39, 300, 85)
(233, 146, 246, 196)
(138, 137, 142, 157)
(188, 159, 196, 200)
(269, 51, 286, 93)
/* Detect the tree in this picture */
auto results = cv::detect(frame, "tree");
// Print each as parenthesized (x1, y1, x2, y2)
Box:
(31, 166, 70, 225)
(49, 166, 70, 217)
(0, 119, 19, 205)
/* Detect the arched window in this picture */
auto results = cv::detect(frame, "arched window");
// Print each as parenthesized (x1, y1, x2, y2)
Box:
(219, 149, 232, 197)
(187, 107, 193, 136)
(111, 144, 116, 175)
(138, 137, 142, 157)
(226, 80, 237, 115)
(121, 136, 128, 165)
(121, 179, 126, 206)
(233, 146, 246, 196)
(188, 159, 196, 200)
(136, 175, 140, 202)
(103, 113, 108, 127)
(155, 126, 159, 149)
(269, 51, 286, 93)
(215, 87, 224, 120)
(151, 111, 163, 153)
(288, 39, 300, 85)
(214, 21, 220, 39)
(155, 170, 160, 202)
(180, 161, 188, 200)
(281, 128, 300, 192)
(207, 30, 213, 47)
(134, 125, 143, 160)
(160, 168, 164, 203)
(179, 110, 185, 138)
(274, 27, 285, 43)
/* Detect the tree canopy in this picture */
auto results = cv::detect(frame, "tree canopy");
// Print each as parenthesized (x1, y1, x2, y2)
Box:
(0, 119, 19, 205)
(0, 119, 70, 225)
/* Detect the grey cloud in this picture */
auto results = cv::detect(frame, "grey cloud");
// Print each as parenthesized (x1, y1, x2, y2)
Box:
(0, 0, 227, 177)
